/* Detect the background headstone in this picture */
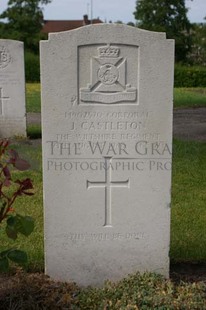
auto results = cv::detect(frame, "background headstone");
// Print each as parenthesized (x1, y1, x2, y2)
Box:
(0, 40, 26, 138)
(41, 24, 174, 286)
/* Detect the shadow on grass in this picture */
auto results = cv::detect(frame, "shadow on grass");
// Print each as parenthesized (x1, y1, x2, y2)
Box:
(27, 125, 42, 139)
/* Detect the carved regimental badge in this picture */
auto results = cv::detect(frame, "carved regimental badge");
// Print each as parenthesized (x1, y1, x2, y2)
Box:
(80, 45, 137, 104)
(0, 46, 11, 69)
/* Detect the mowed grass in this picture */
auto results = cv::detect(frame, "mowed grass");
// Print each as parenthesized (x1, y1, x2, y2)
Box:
(174, 88, 206, 108)
(171, 140, 206, 262)
(27, 124, 42, 139)
(26, 84, 206, 112)
(26, 83, 41, 113)
(0, 139, 206, 272)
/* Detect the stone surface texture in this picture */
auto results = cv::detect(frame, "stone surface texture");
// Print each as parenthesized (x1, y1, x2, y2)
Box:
(41, 24, 174, 286)
(0, 40, 26, 138)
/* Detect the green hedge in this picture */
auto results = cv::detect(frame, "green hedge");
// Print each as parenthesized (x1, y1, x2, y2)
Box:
(174, 65, 206, 87)
(25, 52, 40, 82)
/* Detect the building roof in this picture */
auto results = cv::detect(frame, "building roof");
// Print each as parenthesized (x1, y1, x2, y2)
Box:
(42, 15, 102, 34)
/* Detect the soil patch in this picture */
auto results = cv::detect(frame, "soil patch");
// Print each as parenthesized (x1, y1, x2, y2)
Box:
(170, 262, 206, 283)
(173, 107, 206, 142)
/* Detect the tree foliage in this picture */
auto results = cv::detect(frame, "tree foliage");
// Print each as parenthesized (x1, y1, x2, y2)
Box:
(134, 0, 192, 62)
(0, 0, 51, 53)
(187, 23, 206, 65)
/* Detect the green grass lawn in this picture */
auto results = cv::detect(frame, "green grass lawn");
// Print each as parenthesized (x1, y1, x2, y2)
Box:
(174, 88, 206, 108)
(26, 83, 41, 113)
(27, 124, 42, 139)
(171, 139, 206, 262)
(26, 84, 206, 113)
(0, 139, 206, 272)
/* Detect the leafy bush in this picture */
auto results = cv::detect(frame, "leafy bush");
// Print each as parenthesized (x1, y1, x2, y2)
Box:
(1, 271, 206, 309)
(25, 52, 40, 82)
(175, 65, 206, 87)
(0, 140, 34, 271)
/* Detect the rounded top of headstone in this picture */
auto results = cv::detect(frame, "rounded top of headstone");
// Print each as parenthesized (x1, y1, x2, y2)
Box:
(47, 23, 167, 43)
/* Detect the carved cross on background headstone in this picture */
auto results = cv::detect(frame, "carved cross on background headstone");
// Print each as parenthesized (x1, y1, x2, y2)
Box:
(0, 87, 9, 115)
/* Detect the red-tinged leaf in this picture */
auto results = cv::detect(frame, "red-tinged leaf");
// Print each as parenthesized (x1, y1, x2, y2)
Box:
(22, 192, 34, 196)
(3, 166, 11, 179)
(0, 140, 9, 152)
(14, 158, 30, 171)
(9, 148, 18, 156)
(14, 178, 33, 196)
(8, 149, 19, 164)
(3, 140, 9, 148)
(4, 179, 11, 187)
(15, 178, 33, 190)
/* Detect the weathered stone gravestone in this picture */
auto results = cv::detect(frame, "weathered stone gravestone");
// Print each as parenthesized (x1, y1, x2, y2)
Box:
(0, 40, 26, 138)
(41, 24, 174, 286)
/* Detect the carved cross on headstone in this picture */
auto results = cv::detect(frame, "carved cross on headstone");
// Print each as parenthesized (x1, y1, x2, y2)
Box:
(0, 87, 9, 115)
(87, 157, 130, 227)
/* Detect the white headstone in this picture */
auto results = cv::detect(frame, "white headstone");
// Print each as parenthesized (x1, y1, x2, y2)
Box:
(41, 24, 174, 286)
(0, 40, 26, 138)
